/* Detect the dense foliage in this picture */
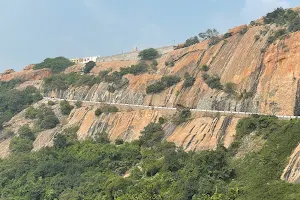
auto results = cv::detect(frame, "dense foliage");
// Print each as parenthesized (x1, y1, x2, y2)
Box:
(9, 125, 35, 153)
(229, 115, 300, 200)
(146, 75, 181, 94)
(264, 7, 298, 26)
(34, 57, 73, 74)
(183, 72, 195, 88)
(204, 75, 223, 90)
(95, 105, 119, 116)
(184, 36, 199, 47)
(138, 48, 159, 60)
(43, 73, 101, 92)
(0, 123, 235, 199)
(119, 62, 149, 76)
(83, 61, 96, 74)
(60, 100, 74, 115)
(0, 80, 42, 129)
(25, 105, 60, 130)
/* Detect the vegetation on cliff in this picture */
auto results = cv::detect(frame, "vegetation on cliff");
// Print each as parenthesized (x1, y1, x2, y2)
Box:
(34, 57, 73, 74)
(146, 75, 181, 94)
(83, 61, 96, 74)
(43, 72, 101, 92)
(25, 105, 59, 130)
(229, 115, 300, 200)
(138, 48, 159, 60)
(0, 80, 42, 129)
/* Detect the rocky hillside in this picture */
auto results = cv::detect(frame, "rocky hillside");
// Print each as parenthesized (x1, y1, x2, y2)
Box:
(0, 6, 300, 189)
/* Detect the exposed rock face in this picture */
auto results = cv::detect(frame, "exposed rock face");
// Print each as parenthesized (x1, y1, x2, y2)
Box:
(0, 68, 51, 82)
(282, 144, 300, 183)
(50, 26, 300, 116)
(66, 106, 238, 151)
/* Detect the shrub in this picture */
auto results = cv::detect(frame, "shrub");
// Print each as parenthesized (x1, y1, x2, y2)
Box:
(223, 32, 232, 39)
(99, 69, 111, 79)
(75, 101, 82, 108)
(83, 61, 96, 74)
(95, 108, 102, 116)
(25, 105, 59, 130)
(158, 117, 165, 125)
(205, 75, 223, 90)
(184, 36, 199, 47)
(183, 72, 195, 88)
(120, 62, 149, 76)
(250, 21, 256, 26)
(18, 125, 35, 141)
(43, 73, 101, 92)
(238, 89, 254, 99)
(173, 108, 191, 125)
(151, 60, 158, 70)
(25, 106, 39, 119)
(115, 139, 124, 145)
(264, 7, 298, 25)
(288, 16, 300, 33)
(53, 134, 68, 148)
(201, 65, 210, 72)
(161, 76, 181, 87)
(34, 57, 73, 74)
(224, 82, 237, 96)
(9, 137, 33, 153)
(138, 48, 159, 60)
(60, 100, 74, 115)
(101, 105, 119, 113)
(274, 29, 287, 38)
(140, 123, 165, 148)
(199, 29, 219, 40)
(48, 100, 55, 106)
(202, 73, 209, 81)
(165, 61, 175, 67)
(146, 82, 166, 94)
(146, 75, 181, 94)
(38, 111, 60, 130)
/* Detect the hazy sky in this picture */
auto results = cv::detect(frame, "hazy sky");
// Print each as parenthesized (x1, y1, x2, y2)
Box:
(0, 0, 298, 71)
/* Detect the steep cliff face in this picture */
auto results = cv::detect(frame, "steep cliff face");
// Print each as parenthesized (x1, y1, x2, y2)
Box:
(0, 101, 238, 158)
(282, 143, 300, 183)
(49, 26, 300, 116)
(61, 106, 239, 151)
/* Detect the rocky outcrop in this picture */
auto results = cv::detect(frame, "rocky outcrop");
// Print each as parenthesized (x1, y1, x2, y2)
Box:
(0, 68, 51, 82)
(66, 106, 238, 151)
(281, 144, 300, 183)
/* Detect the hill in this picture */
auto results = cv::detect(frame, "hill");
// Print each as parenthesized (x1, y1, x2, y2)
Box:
(0, 6, 300, 199)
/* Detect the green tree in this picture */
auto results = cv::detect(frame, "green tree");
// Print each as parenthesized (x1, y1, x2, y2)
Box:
(34, 57, 73, 73)
(224, 82, 237, 96)
(60, 100, 74, 115)
(53, 134, 68, 148)
(140, 123, 165, 148)
(75, 101, 82, 108)
(18, 125, 35, 141)
(183, 72, 196, 88)
(9, 137, 33, 153)
(83, 61, 96, 74)
(184, 36, 199, 47)
(95, 108, 103, 116)
(138, 48, 159, 60)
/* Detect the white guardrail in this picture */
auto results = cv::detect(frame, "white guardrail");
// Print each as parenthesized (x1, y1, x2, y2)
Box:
(44, 97, 299, 119)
